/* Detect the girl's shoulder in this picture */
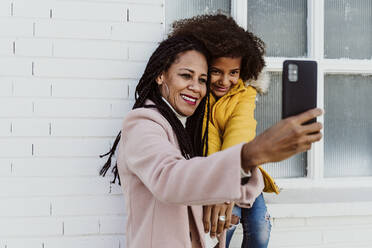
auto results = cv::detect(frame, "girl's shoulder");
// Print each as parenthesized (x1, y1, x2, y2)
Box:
(231, 80, 257, 98)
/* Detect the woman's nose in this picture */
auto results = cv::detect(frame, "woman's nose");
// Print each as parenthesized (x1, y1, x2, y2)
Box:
(188, 79, 201, 92)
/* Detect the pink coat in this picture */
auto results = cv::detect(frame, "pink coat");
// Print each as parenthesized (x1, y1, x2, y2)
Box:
(117, 102, 264, 248)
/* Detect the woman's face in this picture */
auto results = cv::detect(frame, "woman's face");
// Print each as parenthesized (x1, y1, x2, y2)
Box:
(157, 50, 208, 117)
(210, 56, 242, 98)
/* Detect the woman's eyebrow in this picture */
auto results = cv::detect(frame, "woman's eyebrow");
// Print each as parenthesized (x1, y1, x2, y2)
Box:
(179, 68, 194, 73)
(180, 68, 207, 77)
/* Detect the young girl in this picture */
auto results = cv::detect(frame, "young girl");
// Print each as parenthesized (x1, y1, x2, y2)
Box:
(170, 14, 280, 248)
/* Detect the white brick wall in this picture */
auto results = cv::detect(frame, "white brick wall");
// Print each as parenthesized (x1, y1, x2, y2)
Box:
(0, 38, 14, 55)
(1, 1, 371, 248)
(0, 0, 160, 246)
(0, 1, 12, 17)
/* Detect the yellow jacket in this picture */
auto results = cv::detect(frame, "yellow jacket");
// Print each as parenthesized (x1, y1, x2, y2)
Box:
(203, 79, 280, 194)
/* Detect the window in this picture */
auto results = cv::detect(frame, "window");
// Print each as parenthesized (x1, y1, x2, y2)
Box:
(165, 0, 372, 184)
(243, 0, 372, 182)
(324, 74, 372, 177)
(165, 0, 231, 31)
(247, 0, 307, 57)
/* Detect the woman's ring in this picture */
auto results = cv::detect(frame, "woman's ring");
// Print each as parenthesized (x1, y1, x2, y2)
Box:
(219, 216, 226, 222)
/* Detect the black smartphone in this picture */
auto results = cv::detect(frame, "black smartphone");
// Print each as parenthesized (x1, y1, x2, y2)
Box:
(282, 60, 317, 124)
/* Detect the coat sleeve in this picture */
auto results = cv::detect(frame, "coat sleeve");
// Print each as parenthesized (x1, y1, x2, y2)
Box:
(221, 87, 257, 151)
(119, 109, 247, 205)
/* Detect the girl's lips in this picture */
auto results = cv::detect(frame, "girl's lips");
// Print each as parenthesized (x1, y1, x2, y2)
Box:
(213, 85, 229, 92)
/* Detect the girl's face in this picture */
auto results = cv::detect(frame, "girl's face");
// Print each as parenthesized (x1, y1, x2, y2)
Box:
(210, 57, 242, 98)
(157, 50, 208, 117)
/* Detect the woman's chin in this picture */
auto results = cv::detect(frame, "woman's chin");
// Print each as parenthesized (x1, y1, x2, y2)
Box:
(177, 105, 198, 117)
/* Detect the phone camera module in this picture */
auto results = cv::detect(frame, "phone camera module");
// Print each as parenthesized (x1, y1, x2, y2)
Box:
(288, 63, 298, 82)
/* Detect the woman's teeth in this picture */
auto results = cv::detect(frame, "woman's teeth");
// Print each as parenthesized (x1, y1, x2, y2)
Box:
(181, 95, 196, 103)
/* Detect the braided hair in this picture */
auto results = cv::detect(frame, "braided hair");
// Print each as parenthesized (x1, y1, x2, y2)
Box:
(100, 35, 211, 184)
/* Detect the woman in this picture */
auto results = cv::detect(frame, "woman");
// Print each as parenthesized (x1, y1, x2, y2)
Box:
(101, 35, 323, 248)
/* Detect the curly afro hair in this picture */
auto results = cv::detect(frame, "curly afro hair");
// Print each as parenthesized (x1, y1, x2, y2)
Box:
(169, 14, 266, 82)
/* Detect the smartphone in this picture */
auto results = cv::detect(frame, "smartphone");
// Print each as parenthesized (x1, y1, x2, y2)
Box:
(282, 60, 317, 124)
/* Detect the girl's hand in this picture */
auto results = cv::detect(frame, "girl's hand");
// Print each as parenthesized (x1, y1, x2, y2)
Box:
(203, 202, 234, 238)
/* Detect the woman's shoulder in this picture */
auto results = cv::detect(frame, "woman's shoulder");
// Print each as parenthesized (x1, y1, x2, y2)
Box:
(125, 107, 165, 123)
(123, 105, 171, 132)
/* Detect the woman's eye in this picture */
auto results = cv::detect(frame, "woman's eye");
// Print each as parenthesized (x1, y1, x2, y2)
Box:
(199, 78, 207, 84)
(180, 74, 192, 79)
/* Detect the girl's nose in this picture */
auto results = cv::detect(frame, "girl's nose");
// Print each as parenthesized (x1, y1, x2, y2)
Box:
(220, 74, 229, 86)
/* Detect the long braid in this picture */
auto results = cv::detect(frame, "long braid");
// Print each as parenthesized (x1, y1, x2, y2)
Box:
(100, 35, 211, 184)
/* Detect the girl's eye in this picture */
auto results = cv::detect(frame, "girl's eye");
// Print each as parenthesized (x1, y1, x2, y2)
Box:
(231, 71, 239, 76)
(210, 69, 220, 75)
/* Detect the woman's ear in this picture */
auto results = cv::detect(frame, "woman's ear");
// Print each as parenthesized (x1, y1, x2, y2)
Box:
(156, 73, 164, 86)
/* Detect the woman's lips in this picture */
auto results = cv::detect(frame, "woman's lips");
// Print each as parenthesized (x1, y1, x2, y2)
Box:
(181, 94, 197, 105)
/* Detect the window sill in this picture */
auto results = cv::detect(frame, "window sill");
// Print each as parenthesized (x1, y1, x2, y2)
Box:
(264, 187, 372, 218)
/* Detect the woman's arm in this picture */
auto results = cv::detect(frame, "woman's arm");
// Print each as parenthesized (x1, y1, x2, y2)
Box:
(119, 107, 323, 204)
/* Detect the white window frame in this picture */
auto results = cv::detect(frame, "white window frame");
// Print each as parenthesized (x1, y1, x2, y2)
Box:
(231, 0, 372, 189)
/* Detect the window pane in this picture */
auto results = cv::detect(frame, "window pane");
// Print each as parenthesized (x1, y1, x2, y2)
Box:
(255, 73, 307, 178)
(325, 0, 372, 59)
(247, 0, 307, 57)
(324, 74, 372, 177)
(165, 0, 231, 30)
